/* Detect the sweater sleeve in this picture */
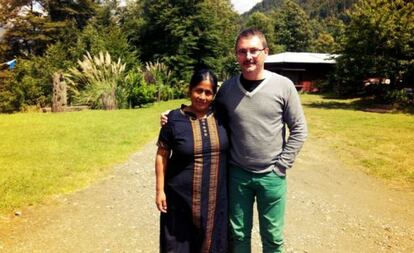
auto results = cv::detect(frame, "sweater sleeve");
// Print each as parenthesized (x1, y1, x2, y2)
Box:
(274, 83, 308, 172)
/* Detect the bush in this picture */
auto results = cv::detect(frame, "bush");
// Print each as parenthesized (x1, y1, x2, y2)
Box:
(65, 51, 126, 110)
(124, 62, 186, 108)
(0, 58, 52, 113)
(382, 88, 413, 106)
(130, 83, 157, 107)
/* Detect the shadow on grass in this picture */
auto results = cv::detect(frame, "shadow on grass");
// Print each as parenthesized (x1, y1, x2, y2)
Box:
(303, 94, 414, 115)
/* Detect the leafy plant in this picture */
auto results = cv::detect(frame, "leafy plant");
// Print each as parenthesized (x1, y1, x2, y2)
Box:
(65, 51, 126, 110)
(125, 66, 155, 107)
(0, 57, 52, 112)
(144, 60, 172, 102)
(383, 89, 413, 106)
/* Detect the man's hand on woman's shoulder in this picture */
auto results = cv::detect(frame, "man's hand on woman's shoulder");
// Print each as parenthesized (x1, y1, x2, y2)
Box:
(160, 110, 171, 126)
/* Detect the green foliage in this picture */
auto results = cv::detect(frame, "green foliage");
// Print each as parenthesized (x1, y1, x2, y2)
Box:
(0, 12, 65, 58)
(0, 70, 20, 113)
(193, 0, 240, 76)
(221, 57, 241, 81)
(299, 0, 356, 19)
(323, 16, 347, 40)
(124, 67, 150, 107)
(124, 63, 162, 108)
(124, 61, 187, 108)
(248, 0, 357, 20)
(0, 57, 53, 112)
(130, 82, 158, 107)
(243, 0, 354, 55)
(245, 12, 280, 53)
(0, 0, 100, 112)
(272, 0, 312, 52)
(387, 89, 412, 105)
(138, 0, 240, 81)
(65, 51, 127, 110)
(333, 0, 414, 97)
(0, 0, 136, 112)
(246, 0, 284, 15)
(310, 33, 337, 53)
(144, 61, 173, 102)
(80, 1, 138, 69)
(118, 0, 145, 57)
(0, 41, 81, 113)
(73, 22, 137, 69)
(7, 0, 402, 113)
(307, 17, 344, 53)
(381, 88, 413, 106)
(46, 0, 96, 28)
(0, 0, 96, 59)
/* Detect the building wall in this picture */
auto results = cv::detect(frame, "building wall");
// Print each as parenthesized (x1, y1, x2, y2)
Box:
(265, 62, 335, 92)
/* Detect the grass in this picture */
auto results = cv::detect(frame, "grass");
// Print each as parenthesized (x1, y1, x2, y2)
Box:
(0, 100, 185, 214)
(301, 94, 414, 188)
(1, 94, 413, 214)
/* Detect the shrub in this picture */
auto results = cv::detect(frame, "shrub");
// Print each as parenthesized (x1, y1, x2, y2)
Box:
(0, 58, 51, 113)
(65, 51, 126, 110)
(382, 88, 413, 106)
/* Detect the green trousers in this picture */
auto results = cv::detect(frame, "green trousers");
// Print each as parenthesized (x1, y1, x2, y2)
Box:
(228, 165, 287, 253)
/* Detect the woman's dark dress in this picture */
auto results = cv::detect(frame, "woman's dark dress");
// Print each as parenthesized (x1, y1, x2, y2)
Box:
(157, 107, 228, 253)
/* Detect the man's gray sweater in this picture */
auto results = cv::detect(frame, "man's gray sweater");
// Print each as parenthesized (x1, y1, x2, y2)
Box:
(215, 70, 307, 175)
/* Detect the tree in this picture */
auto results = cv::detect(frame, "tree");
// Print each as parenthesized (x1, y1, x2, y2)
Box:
(333, 0, 414, 96)
(73, 2, 138, 70)
(191, 0, 240, 77)
(310, 33, 336, 53)
(0, 0, 95, 59)
(47, 0, 96, 28)
(0, 0, 59, 59)
(246, 0, 284, 15)
(306, 17, 344, 53)
(247, 0, 357, 20)
(244, 12, 283, 53)
(273, 0, 312, 52)
(245, 12, 273, 39)
(0, 57, 50, 111)
(118, 0, 145, 58)
(137, 0, 239, 81)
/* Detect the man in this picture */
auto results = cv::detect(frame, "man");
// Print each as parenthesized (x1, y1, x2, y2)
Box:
(215, 28, 307, 253)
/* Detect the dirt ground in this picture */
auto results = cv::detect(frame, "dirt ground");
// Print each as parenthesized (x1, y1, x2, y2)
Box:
(1, 137, 414, 253)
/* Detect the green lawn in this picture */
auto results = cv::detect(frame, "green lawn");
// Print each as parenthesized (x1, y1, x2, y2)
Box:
(301, 94, 414, 188)
(0, 100, 185, 214)
(1, 95, 413, 214)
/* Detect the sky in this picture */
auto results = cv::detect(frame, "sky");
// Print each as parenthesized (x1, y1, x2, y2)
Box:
(231, 0, 263, 14)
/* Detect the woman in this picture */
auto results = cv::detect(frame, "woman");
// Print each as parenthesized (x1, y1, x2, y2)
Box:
(155, 69, 228, 253)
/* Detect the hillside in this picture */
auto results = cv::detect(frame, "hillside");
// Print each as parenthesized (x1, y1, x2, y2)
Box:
(246, 0, 357, 19)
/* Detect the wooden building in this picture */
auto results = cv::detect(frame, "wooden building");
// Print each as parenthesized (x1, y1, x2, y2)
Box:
(264, 52, 338, 92)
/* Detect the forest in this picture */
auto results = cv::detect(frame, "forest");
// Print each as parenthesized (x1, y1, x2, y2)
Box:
(0, 0, 413, 113)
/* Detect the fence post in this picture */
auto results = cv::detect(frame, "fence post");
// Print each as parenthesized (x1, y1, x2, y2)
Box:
(52, 71, 67, 112)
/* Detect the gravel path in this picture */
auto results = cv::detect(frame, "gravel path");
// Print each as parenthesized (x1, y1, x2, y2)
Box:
(1, 138, 414, 253)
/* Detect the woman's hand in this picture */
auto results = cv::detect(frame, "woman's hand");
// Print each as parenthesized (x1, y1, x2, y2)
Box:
(155, 146, 169, 213)
(156, 191, 167, 213)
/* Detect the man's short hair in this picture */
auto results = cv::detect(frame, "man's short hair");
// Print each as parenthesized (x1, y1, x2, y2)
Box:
(235, 28, 268, 50)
